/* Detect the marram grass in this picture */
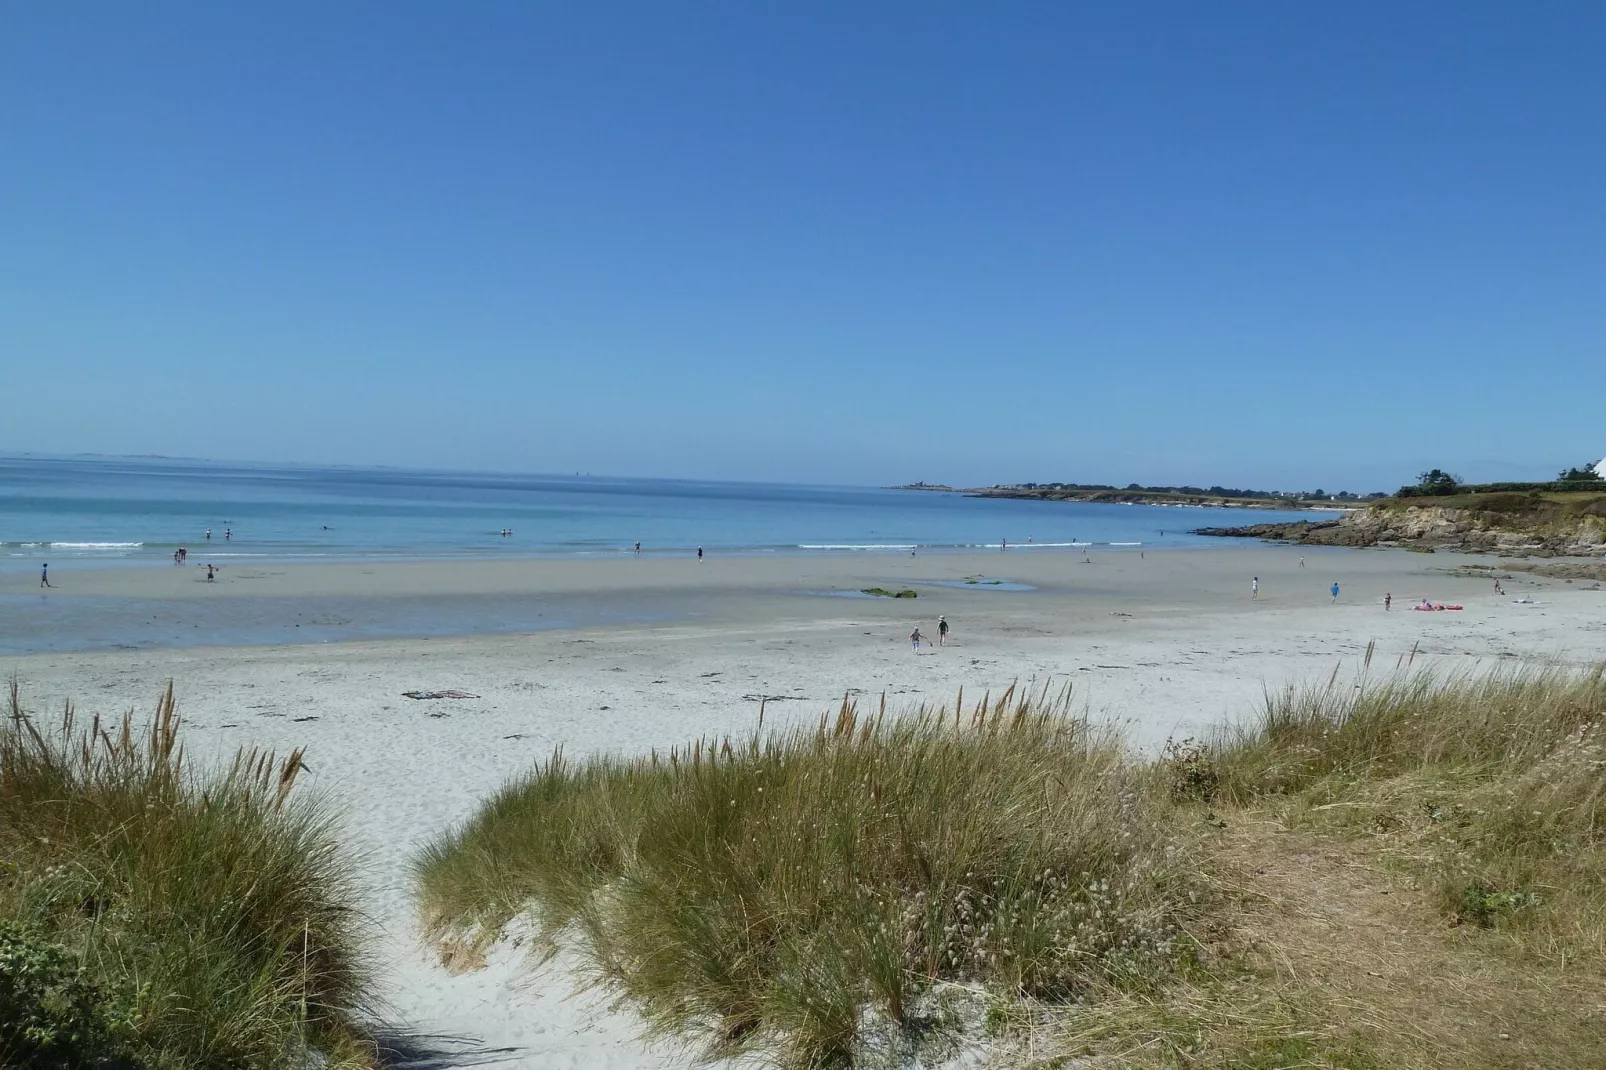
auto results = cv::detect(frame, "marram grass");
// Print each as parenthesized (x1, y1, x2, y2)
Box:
(1, 681, 374, 1069)
(419, 663, 1606, 1069)
(414, 685, 1200, 1068)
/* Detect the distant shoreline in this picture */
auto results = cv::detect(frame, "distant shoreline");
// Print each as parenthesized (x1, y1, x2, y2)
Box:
(895, 483, 1343, 511)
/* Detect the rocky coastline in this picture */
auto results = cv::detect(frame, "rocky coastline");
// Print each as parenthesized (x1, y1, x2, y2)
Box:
(1195, 498, 1606, 558)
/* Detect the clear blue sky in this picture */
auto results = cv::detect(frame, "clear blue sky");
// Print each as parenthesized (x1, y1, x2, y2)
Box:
(3, 3, 1601, 492)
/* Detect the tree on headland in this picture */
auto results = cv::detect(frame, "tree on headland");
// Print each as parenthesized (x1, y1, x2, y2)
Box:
(1556, 461, 1604, 482)
(1417, 469, 1461, 495)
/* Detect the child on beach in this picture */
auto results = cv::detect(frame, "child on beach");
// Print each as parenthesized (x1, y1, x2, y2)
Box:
(1251, 577, 1259, 599)
(40, 563, 51, 588)
(938, 616, 949, 646)
(910, 627, 923, 653)
(1331, 582, 1340, 602)
(1385, 592, 1392, 610)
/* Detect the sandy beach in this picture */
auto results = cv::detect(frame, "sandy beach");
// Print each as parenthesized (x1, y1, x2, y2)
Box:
(5, 546, 1602, 1067)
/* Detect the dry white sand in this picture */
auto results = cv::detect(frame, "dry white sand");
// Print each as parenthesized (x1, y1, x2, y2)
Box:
(4, 547, 1602, 1067)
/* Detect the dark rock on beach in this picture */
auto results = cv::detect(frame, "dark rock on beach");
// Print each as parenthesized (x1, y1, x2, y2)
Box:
(1192, 520, 1351, 545)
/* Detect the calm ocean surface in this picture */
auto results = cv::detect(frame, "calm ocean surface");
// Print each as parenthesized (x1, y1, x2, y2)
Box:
(2, 455, 1318, 570)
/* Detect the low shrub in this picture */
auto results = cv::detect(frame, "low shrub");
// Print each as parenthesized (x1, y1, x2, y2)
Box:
(0, 923, 138, 1069)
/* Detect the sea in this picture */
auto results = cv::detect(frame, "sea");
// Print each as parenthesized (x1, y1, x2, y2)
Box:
(2, 455, 1318, 568)
(1, 456, 1322, 654)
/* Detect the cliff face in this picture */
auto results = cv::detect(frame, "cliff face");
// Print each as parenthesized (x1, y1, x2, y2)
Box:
(1196, 494, 1606, 555)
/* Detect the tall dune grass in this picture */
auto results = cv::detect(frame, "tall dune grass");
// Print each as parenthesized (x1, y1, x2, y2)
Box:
(1212, 663, 1606, 955)
(1, 682, 374, 1069)
(415, 686, 1198, 1068)
(420, 663, 1606, 1068)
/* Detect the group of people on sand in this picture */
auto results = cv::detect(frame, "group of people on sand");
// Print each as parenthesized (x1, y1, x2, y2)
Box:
(166, 545, 217, 579)
(909, 616, 950, 652)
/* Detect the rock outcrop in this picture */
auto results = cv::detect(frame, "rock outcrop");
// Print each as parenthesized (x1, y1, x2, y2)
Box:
(1196, 497, 1606, 557)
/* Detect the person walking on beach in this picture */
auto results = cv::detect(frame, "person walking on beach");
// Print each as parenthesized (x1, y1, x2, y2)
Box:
(1330, 581, 1340, 603)
(910, 627, 923, 653)
(1384, 592, 1392, 611)
(697, 546, 704, 561)
(1299, 556, 1306, 568)
(1251, 576, 1259, 600)
(634, 541, 641, 555)
(203, 563, 218, 582)
(40, 563, 51, 588)
(938, 616, 950, 646)
(1001, 537, 1007, 552)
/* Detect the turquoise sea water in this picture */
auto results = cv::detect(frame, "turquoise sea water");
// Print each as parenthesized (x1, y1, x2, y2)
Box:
(2, 455, 1317, 568)
(1, 457, 1323, 654)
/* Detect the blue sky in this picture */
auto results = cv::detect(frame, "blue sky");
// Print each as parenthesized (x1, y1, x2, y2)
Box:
(2, 3, 1601, 492)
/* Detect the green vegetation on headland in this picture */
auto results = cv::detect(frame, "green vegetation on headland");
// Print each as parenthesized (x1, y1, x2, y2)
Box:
(413, 665, 1606, 1068)
(1, 683, 373, 1069)
(1395, 463, 1603, 498)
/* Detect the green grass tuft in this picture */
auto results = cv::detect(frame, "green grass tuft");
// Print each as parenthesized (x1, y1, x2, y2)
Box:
(1, 681, 375, 1069)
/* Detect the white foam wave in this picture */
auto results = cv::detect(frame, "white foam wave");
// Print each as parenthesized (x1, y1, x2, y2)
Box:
(798, 544, 918, 550)
(50, 542, 144, 549)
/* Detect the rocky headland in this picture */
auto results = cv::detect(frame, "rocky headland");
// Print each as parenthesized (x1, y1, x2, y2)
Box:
(1195, 492, 1606, 557)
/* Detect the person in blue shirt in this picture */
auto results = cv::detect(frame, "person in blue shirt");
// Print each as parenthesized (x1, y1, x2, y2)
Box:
(1331, 582, 1340, 602)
